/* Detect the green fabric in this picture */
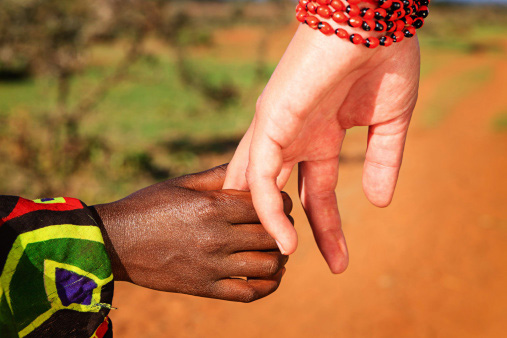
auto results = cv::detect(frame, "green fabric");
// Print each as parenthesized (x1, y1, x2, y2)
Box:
(0, 196, 114, 338)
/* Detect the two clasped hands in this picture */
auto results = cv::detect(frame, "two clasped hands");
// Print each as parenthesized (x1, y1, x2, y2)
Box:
(96, 26, 420, 302)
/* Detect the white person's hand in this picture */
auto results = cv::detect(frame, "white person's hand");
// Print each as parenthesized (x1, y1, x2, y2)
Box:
(224, 25, 420, 273)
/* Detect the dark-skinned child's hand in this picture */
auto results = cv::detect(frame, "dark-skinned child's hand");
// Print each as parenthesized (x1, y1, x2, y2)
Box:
(92, 164, 292, 302)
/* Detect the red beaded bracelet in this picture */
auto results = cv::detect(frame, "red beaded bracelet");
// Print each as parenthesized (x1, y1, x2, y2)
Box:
(295, 0, 430, 48)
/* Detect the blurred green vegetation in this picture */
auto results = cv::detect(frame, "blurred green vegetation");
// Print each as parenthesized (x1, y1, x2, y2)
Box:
(0, 1, 506, 203)
(423, 65, 493, 127)
(491, 112, 507, 132)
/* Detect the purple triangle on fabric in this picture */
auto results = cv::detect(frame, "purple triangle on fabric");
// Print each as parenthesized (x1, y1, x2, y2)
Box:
(55, 267, 97, 306)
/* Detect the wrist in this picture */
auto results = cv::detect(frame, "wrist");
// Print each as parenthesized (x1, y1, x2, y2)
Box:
(89, 203, 130, 282)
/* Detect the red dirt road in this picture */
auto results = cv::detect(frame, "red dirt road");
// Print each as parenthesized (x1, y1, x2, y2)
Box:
(109, 46, 507, 337)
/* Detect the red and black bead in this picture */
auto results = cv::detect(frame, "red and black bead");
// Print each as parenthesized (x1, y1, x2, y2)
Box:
(318, 21, 334, 35)
(374, 8, 387, 20)
(335, 28, 349, 39)
(362, 20, 375, 31)
(396, 9, 406, 18)
(391, 1, 402, 10)
(365, 37, 380, 49)
(391, 30, 404, 42)
(403, 26, 416, 37)
(361, 8, 375, 20)
(305, 15, 320, 29)
(413, 17, 424, 29)
(374, 21, 387, 32)
(386, 20, 395, 32)
(346, 4, 360, 17)
(379, 36, 394, 47)
(417, 6, 429, 18)
(379, 0, 393, 9)
(348, 17, 363, 28)
(349, 34, 364, 44)
(306, 2, 317, 14)
(316, 0, 331, 5)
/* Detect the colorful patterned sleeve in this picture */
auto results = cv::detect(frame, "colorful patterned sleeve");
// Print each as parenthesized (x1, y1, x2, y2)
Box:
(0, 196, 114, 338)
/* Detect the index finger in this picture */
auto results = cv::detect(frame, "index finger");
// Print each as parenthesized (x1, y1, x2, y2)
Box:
(219, 190, 293, 224)
(247, 135, 297, 255)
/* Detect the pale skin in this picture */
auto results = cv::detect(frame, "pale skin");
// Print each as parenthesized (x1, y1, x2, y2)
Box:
(224, 24, 420, 273)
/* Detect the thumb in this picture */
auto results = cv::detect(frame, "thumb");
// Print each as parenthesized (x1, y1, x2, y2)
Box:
(175, 164, 228, 191)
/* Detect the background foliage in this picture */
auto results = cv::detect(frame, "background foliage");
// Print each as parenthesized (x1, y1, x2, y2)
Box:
(0, 0, 506, 203)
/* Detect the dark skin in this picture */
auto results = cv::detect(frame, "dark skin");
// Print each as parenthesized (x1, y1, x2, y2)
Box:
(92, 164, 292, 303)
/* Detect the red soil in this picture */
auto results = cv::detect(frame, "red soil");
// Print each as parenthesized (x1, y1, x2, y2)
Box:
(109, 37, 507, 337)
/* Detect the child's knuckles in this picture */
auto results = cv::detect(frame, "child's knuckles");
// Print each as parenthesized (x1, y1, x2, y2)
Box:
(218, 192, 258, 222)
(263, 255, 283, 277)
(197, 229, 229, 255)
(210, 164, 228, 176)
(237, 286, 260, 303)
(194, 192, 222, 218)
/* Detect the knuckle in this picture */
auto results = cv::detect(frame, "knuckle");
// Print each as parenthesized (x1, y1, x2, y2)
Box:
(200, 232, 225, 254)
(239, 287, 258, 303)
(196, 193, 219, 217)
(196, 227, 226, 255)
(265, 256, 281, 276)
(211, 164, 228, 175)
(245, 166, 261, 186)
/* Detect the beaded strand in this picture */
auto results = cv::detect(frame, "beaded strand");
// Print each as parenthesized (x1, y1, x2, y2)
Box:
(295, 0, 430, 48)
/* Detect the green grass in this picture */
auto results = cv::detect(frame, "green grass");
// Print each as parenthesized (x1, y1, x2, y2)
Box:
(422, 65, 493, 127)
(0, 52, 271, 146)
(491, 112, 507, 132)
(84, 56, 271, 148)
(0, 43, 276, 200)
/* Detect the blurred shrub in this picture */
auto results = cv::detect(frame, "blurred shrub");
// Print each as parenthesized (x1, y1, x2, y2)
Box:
(418, 4, 507, 53)
(0, 0, 220, 198)
(0, 0, 293, 200)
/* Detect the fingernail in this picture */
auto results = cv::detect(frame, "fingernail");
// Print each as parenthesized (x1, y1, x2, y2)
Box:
(275, 240, 286, 255)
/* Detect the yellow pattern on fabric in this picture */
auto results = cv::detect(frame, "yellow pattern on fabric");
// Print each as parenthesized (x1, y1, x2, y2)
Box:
(32, 197, 66, 204)
(16, 260, 112, 338)
(0, 224, 106, 323)
(44, 260, 112, 312)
